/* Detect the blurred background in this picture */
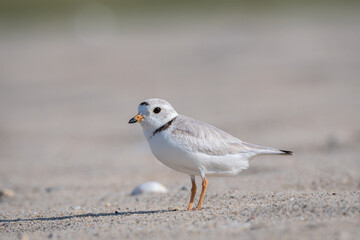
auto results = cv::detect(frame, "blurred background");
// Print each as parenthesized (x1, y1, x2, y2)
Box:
(0, 0, 360, 209)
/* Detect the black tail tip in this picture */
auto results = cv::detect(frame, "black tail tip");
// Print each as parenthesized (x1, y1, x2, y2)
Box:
(280, 150, 294, 155)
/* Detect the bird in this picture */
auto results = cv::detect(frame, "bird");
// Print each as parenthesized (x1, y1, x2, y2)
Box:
(129, 98, 293, 210)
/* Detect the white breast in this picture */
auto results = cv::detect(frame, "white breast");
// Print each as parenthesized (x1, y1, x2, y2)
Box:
(148, 130, 201, 175)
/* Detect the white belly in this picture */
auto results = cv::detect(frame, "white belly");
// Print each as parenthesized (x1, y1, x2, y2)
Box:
(147, 132, 250, 176)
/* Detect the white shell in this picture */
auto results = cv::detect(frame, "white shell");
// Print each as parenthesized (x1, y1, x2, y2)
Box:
(131, 182, 168, 196)
(0, 188, 15, 198)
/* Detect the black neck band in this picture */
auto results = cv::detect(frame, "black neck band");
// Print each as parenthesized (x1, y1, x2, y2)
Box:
(153, 117, 177, 137)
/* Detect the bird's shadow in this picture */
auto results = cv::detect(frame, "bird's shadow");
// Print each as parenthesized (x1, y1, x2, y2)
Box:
(0, 209, 177, 223)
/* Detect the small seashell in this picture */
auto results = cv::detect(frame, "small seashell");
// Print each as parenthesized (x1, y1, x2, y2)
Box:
(131, 181, 167, 196)
(0, 188, 15, 198)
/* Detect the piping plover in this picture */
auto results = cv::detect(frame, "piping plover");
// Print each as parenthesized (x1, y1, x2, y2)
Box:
(129, 98, 293, 210)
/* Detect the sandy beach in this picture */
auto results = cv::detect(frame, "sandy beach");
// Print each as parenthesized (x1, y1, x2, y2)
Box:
(0, 7, 359, 239)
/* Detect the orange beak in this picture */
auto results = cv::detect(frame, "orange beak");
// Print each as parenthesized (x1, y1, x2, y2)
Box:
(129, 114, 144, 124)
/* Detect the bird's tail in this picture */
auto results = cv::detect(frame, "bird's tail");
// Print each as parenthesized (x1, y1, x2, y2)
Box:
(243, 142, 294, 156)
(278, 149, 294, 155)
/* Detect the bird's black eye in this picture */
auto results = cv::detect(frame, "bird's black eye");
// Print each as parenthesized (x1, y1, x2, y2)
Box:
(153, 107, 161, 114)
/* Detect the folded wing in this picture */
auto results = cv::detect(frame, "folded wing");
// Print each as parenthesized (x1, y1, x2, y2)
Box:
(172, 115, 291, 156)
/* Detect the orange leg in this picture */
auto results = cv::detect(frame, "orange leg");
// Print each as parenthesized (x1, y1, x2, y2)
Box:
(187, 175, 196, 210)
(194, 176, 208, 210)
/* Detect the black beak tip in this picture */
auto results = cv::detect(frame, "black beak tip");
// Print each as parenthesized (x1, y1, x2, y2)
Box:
(128, 118, 137, 124)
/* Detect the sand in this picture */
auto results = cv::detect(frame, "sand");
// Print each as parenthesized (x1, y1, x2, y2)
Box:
(0, 10, 359, 239)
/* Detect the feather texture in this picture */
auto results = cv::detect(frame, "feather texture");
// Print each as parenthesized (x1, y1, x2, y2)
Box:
(171, 115, 285, 157)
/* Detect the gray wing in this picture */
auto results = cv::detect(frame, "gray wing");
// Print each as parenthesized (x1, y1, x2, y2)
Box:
(172, 115, 275, 156)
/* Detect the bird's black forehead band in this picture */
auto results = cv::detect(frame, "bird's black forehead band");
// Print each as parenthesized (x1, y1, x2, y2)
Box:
(139, 101, 149, 106)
